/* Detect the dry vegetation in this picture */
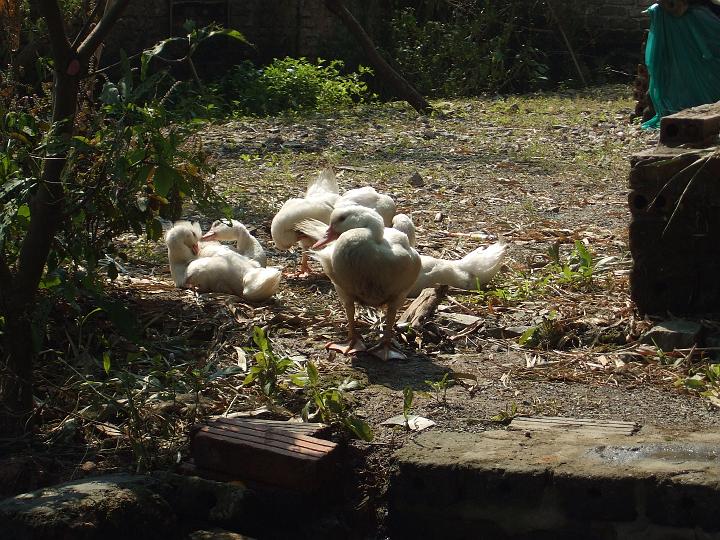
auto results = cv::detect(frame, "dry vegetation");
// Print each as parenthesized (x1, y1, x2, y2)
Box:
(11, 85, 719, 519)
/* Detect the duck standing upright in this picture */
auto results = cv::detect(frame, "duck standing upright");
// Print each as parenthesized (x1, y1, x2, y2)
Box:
(312, 205, 421, 360)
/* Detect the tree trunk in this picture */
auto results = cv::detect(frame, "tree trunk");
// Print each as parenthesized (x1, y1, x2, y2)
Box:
(323, 0, 432, 115)
(0, 0, 131, 436)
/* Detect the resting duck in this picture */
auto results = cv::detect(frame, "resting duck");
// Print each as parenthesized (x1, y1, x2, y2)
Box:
(201, 219, 267, 267)
(312, 205, 421, 361)
(271, 168, 339, 275)
(165, 221, 280, 302)
(408, 242, 506, 297)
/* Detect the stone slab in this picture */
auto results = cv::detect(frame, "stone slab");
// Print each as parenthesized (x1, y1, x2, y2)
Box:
(389, 427, 720, 539)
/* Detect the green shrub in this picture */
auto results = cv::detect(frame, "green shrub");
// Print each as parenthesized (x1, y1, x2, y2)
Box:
(386, 2, 550, 96)
(173, 57, 374, 118)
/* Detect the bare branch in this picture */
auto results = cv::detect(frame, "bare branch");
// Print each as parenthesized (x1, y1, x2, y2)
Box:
(77, 0, 131, 59)
(71, 0, 106, 49)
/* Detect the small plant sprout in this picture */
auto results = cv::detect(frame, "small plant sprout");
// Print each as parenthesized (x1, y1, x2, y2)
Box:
(402, 386, 414, 429)
(296, 360, 373, 441)
(243, 326, 297, 398)
(490, 402, 519, 424)
(425, 372, 453, 405)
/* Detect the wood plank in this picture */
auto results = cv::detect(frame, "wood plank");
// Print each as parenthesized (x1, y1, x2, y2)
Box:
(509, 416, 639, 436)
(196, 426, 332, 458)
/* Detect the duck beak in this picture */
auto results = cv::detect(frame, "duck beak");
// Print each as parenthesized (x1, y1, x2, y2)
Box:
(191, 243, 200, 255)
(201, 231, 217, 241)
(312, 227, 339, 249)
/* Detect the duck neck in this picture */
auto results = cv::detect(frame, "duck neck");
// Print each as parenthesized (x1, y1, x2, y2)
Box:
(365, 215, 385, 243)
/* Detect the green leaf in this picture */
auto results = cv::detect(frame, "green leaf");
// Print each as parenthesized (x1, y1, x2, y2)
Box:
(146, 217, 163, 241)
(290, 373, 308, 387)
(103, 352, 111, 375)
(17, 204, 30, 220)
(307, 361, 319, 386)
(153, 164, 183, 197)
(518, 326, 537, 347)
(344, 416, 374, 441)
(38, 274, 61, 289)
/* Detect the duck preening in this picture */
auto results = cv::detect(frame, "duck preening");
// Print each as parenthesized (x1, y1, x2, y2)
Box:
(312, 205, 421, 361)
(202, 219, 267, 267)
(271, 168, 339, 275)
(165, 221, 280, 302)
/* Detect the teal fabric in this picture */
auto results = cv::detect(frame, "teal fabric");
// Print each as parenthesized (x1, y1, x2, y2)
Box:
(642, 3, 720, 129)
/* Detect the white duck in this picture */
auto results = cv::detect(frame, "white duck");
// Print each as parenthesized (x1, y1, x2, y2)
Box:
(271, 168, 340, 275)
(201, 219, 267, 267)
(299, 212, 505, 297)
(165, 221, 280, 302)
(408, 242, 506, 297)
(312, 205, 421, 361)
(335, 185, 397, 227)
(384, 213, 506, 296)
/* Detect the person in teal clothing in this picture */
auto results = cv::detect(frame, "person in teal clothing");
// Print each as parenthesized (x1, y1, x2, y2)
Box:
(642, 1, 720, 129)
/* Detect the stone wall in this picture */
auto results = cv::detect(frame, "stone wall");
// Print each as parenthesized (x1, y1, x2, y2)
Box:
(103, 1, 657, 67)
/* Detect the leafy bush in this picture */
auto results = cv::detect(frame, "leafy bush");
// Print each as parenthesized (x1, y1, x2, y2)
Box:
(0, 54, 225, 336)
(385, 1, 551, 96)
(171, 57, 374, 118)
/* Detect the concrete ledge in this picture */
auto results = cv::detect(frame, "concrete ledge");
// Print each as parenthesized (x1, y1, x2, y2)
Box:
(389, 427, 720, 540)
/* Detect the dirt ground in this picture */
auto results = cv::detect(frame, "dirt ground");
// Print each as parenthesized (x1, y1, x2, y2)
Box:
(8, 85, 719, 536)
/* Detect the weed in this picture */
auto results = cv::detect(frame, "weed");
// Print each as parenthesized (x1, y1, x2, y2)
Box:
(296, 361, 373, 441)
(243, 326, 298, 398)
(490, 401, 519, 424)
(402, 386, 414, 429)
(677, 363, 720, 408)
(425, 373, 453, 405)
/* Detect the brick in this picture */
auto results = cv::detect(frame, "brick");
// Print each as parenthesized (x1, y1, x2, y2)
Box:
(189, 418, 339, 492)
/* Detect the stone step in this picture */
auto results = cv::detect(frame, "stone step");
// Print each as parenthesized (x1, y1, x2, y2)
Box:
(389, 424, 720, 540)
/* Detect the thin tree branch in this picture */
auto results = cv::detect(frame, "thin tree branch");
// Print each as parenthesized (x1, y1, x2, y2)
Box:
(71, 0, 106, 49)
(77, 0, 131, 59)
(37, 0, 72, 61)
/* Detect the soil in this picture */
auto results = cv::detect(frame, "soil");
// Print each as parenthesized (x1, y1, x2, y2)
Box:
(5, 85, 719, 538)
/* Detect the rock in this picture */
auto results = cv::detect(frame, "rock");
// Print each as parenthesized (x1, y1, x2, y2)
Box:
(640, 319, 702, 351)
(0, 474, 178, 540)
(484, 325, 530, 339)
(408, 172, 424, 187)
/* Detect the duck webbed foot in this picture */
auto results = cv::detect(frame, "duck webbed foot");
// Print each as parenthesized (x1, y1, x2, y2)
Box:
(326, 336, 366, 356)
(368, 342, 407, 361)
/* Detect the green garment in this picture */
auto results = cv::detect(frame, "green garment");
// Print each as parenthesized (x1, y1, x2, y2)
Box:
(643, 3, 720, 129)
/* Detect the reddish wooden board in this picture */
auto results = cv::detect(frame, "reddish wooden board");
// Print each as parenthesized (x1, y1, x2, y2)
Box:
(189, 418, 339, 492)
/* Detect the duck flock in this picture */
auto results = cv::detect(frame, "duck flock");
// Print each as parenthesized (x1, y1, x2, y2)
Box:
(165, 169, 506, 360)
